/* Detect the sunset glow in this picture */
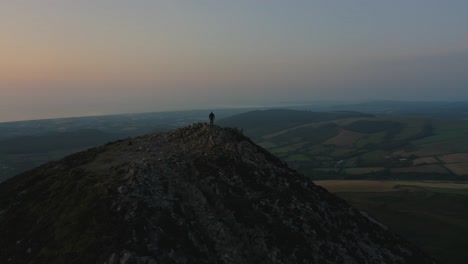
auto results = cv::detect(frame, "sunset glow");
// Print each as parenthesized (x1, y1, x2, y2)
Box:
(1, 1, 468, 122)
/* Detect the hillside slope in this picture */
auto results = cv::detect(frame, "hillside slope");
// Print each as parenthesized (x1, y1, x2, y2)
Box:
(0, 124, 433, 263)
(218, 109, 372, 140)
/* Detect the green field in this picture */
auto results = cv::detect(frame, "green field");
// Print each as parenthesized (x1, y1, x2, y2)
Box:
(257, 141, 278, 149)
(286, 154, 310, 161)
(316, 180, 468, 264)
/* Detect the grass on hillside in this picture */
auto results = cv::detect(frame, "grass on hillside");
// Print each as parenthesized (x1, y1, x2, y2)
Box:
(354, 132, 386, 148)
(413, 121, 468, 145)
(286, 154, 310, 161)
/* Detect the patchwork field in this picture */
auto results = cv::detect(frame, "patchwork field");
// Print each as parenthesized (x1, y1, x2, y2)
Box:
(316, 180, 468, 263)
(223, 111, 468, 180)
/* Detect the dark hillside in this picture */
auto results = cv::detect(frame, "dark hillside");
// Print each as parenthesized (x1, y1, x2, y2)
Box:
(0, 130, 122, 182)
(0, 124, 433, 263)
(299, 101, 468, 120)
(0, 129, 116, 154)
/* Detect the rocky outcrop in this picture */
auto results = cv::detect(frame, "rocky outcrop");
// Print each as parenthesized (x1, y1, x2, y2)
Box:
(0, 123, 434, 263)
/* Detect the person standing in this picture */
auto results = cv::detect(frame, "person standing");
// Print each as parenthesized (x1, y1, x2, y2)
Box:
(209, 112, 215, 126)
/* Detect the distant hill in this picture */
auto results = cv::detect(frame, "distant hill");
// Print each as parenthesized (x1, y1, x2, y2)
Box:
(293, 101, 468, 120)
(0, 108, 253, 141)
(218, 109, 372, 140)
(0, 124, 433, 263)
(221, 110, 468, 180)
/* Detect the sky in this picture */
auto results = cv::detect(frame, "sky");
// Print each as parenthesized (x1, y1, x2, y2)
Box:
(1, 0, 468, 122)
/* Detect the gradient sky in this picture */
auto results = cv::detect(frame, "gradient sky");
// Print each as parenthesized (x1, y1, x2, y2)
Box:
(1, 0, 468, 122)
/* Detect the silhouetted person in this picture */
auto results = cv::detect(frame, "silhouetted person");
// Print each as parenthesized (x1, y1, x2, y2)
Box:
(209, 112, 215, 126)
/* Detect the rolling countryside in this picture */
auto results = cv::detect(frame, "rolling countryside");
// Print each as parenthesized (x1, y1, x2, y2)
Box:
(221, 109, 468, 180)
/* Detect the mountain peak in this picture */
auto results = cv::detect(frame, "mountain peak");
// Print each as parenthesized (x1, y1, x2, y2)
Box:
(0, 124, 434, 263)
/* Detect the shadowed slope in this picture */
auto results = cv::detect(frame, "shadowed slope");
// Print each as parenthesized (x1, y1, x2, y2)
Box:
(0, 123, 434, 263)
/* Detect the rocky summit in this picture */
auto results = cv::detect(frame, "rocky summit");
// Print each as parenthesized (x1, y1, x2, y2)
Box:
(0, 123, 434, 263)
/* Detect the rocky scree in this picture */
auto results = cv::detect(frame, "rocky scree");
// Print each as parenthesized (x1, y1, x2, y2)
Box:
(0, 123, 435, 263)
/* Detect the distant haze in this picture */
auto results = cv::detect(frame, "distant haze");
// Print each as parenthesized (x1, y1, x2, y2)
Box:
(1, 1, 468, 122)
